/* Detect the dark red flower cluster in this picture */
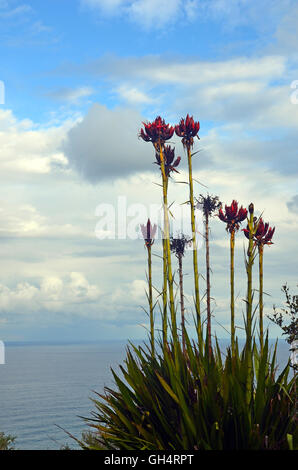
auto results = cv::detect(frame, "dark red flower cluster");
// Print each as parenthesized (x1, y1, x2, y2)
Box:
(175, 114, 200, 148)
(218, 200, 248, 233)
(139, 116, 174, 146)
(170, 234, 192, 257)
(243, 218, 275, 246)
(140, 219, 157, 247)
(155, 145, 181, 176)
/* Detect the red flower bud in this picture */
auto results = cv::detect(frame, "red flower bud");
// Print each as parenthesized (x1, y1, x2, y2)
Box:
(217, 200, 248, 233)
(155, 145, 181, 176)
(139, 116, 174, 146)
(175, 114, 200, 148)
(140, 219, 157, 247)
(242, 218, 275, 246)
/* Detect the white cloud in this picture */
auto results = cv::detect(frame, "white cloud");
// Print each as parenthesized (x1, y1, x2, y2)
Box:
(129, 279, 147, 301)
(0, 109, 69, 180)
(46, 86, 94, 104)
(0, 4, 32, 18)
(116, 84, 153, 105)
(274, 4, 298, 52)
(287, 195, 298, 214)
(68, 272, 100, 301)
(111, 278, 147, 303)
(75, 53, 298, 131)
(63, 103, 153, 182)
(175, 80, 298, 130)
(80, 0, 298, 35)
(128, 0, 182, 29)
(82, 0, 129, 12)
(196, 0, 294, 35)
(0, 202, 92, 239)
(40, 276, 64, 300)
(0, 272, 101, 316)
(87, 54, 286, 85)
(81, 0, 198, 29)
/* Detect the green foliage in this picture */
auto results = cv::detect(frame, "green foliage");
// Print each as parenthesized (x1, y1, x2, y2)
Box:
(81, 334, 297, 450)
(80, 431, 107, 450)
(0, 432, 16, 450)
(268, 284, 298, 345)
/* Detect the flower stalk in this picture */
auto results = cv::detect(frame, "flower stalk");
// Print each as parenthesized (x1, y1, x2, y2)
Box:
(245, 203, 255, 406)
(243, 217, 275, 353)
(162, 236, 168, 346)
(147, 243, 154, 355)
(170, 235, 192, 355)
(187, 147, 202, 343)
(159, 144, 177, 345)
(175, 115, 202, 346)
(205, 210, 211, 357)
(218, 200, 247, 355)
(140, 219, 157, 356)
(197, 194, 221, 359)
(139, 117, 180, 350)
(178, 253, 185, 354)
(230, 229, 235, 354)
(258, 243, 264, 352)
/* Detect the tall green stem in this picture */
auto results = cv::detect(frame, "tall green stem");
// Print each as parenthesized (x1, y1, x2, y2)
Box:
(205, 211, 212, 358)
(162, 236, 168, 348)
(178, 253, 186, 355)
(230, 229, 235, 355)
(159, 144, 177, 345)
(161, 176, 169, 349)
(187, 145, 202, 345)
(259, 244, 264, 353)
(147, 244, 154, 356)
(246, 204, 255, 406)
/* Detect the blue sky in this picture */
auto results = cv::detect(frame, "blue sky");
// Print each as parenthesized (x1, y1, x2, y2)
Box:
(2, 0, 296, 123)
(0, 0, 297, 343)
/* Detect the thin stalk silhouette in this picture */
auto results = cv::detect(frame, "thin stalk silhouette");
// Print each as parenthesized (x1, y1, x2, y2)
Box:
(197, 194, 221, 358)
(218, 200, 247, 356)
(175, 115, 202, 347)
(140, 219, 157, 356)
(170, 234, 192, 355)
(243, 217, 275, 353)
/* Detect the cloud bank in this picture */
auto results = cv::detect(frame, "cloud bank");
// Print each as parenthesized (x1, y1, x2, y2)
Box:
(63, 103, 154, 182)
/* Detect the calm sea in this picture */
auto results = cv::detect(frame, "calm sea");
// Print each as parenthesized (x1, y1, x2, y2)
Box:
(0, 339, 293, 450)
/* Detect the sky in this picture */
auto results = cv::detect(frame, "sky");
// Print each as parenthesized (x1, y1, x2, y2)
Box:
(0, 0, 297, 343)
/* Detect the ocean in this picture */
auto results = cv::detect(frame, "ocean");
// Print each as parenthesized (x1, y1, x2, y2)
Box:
(0, 339, 293, 450)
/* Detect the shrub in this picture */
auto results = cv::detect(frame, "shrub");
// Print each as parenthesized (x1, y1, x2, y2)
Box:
(0, 432, 16, 450)
(81, 334, 297, 450)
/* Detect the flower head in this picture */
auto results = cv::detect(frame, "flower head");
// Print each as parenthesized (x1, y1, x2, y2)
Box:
(140, 219, 157, 247)
(196, 194, 221, 217)
(139, 116, 174, 147)
(218, 200, 248, 233)
(155, 145, 181, 176)
(175, 114, 200, 148)
(170, 234, 192, 257)
(243, 217, 275, 246)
